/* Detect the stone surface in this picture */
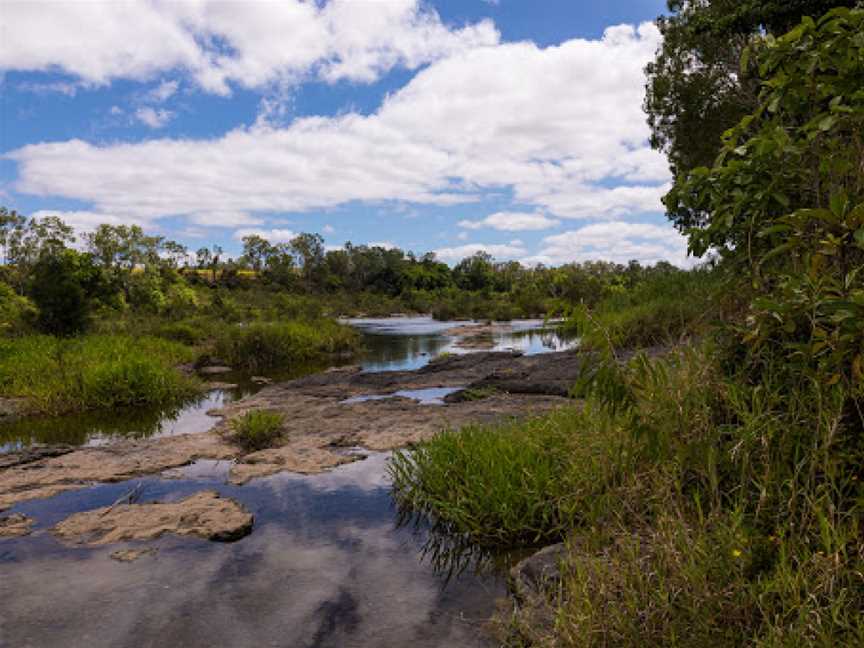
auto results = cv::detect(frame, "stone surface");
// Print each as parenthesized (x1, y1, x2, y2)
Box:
(110, 547, 158, 562)
(0, 433, 235, 511)
(0, 512, 34, 538)
(508, 543, 567, 603)
(53, 490, 253, 545)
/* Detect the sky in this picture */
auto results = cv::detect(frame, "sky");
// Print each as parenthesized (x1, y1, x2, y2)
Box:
(0, 0, 690, 267)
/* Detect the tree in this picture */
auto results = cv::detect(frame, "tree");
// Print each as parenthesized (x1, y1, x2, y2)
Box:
(645, 0, 858, 231)
(28, 249, 103, 335)
(667, 7, 864, 380)
(290, 233, 325, 292)
(241, 234, 273, 273)
(0, 207, 26, 265)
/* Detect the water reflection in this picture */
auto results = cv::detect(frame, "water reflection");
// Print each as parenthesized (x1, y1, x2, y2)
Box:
(351, 317, 577, 373)
(0, 454, 502, 648)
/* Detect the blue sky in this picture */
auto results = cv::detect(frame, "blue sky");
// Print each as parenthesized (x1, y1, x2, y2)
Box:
(0, 0, 688, 266)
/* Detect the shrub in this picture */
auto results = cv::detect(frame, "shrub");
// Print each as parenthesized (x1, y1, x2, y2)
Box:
(215, 320, 358, 372)
(0, 282, 36, 335)
(230, 410, 284, 451)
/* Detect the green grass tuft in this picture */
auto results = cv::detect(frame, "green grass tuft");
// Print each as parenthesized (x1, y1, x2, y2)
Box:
(230, 410, 285, 451)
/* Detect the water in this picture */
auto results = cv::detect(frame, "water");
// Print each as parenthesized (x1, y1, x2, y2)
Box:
(0, 455, 501, 648)
(0, 318, 574, 647)
(351, 316, 576, 372)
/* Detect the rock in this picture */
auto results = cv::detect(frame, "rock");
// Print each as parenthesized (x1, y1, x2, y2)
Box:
(53, 490, 253, 545)
(198, 365, 233, 375)
(250, 376, 273, 385)
(110, 547, 158, 562)
(509, 543, 567, 603)
(0, 444, 75, 470)
(0, 433, 236, 511)
(0, 512, 34, 538)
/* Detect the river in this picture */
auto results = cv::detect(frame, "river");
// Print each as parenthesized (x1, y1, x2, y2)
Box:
(0, 318, 574, 648)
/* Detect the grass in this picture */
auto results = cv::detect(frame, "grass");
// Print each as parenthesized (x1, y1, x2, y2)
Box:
(0, 334, 199, 415)
(390, 343, 864, 647)
(389, 404, 638, 549)
(564, 266, 727, 349)
(214, 319, 359, 372)
(229, 409, 285, 451)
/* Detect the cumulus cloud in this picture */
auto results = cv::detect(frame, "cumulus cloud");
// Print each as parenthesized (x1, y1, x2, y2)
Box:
(29, 210, 148, 234)
(434, 241, 527, 262)
(134, 107, 175, 129)
(233, 227, 297, 243)
(526, 221, 691, 267)
(458, 211, 559, 231)
(9, 22, 667, 234)
(0, 0, 498, 93)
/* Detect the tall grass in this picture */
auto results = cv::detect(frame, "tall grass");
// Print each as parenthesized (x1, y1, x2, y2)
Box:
(214, 320, 358, 372)
(392, 343, 864, 646)
(564, 266, 727, 349)
(0, 334, 199, 415)
(390, 404, 638, 548)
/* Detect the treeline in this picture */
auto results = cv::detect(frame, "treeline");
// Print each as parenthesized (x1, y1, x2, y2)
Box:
(0, 208, 688, 335)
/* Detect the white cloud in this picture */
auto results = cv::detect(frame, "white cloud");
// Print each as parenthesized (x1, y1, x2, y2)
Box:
(135, 107, 174, 129)
(147, 79, 179, 103)
(29, 210, 148, 234)
(0, 0, 498, 94)
(322, 224, 335, 234)
(17, 80, 78, 96)
(233, 228, 297, 243)
(8, 22, 669, 243)
(457, 231, 469, 240)
(525, 221, 691, 267)
(434, 241, 527, 262)
(458, 211, 559, 231)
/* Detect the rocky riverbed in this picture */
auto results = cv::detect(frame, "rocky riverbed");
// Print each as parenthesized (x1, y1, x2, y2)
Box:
(0, 349, 587, 523)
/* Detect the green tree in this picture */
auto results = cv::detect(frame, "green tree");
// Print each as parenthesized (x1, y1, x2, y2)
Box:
(667, 7, 864, 380)
(645, 0, 858, 231)
(28, 249, 103, 335)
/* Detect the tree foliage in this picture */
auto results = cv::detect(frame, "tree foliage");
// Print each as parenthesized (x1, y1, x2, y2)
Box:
(645, 0, 858, 231)
(668, 7, 864, 383)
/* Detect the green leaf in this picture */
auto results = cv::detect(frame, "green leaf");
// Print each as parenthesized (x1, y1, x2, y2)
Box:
(818, 115, 837, 131)
(854, 228, 864, 249)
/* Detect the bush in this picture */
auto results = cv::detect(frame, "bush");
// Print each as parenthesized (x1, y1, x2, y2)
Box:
(28, 250, 104, 336)
(0, 282, 36, 335)
(215, 319, 358, 372)
(229, 410, 285, 451)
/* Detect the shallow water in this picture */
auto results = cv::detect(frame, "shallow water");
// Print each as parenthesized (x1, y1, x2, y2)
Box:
(0, 317, 570, 646)
(0, 454, 502, 648)
(351, 316, 576, 372)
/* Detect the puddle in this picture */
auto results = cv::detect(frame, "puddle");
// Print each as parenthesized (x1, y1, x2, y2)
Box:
(341, 387, 463, 406)
(0, 453, 503, 648)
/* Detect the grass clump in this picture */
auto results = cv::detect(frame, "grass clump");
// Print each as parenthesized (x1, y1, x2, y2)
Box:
(215, 320, 358, 372)
(230, 410, 284, 451)
(389, 404, 637, 548)
(0, 334, 199, 415)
